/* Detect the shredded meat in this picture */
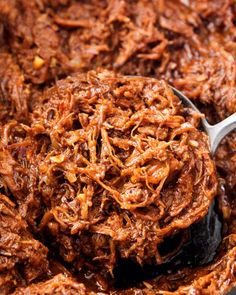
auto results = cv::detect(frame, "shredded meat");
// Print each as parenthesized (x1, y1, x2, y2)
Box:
(0, 54, 29, 123)
(0, 194, 48, 294)
(0, 0, 235, 294)
(0, 70, 217, 273)
(121, 235, 236, 295)
(13, 274, 89, 295)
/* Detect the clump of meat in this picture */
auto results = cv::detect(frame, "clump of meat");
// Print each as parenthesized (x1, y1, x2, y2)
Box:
(13, 274, 89, 295)
(0, 70, 217, 272)
(1, 0, 236, 204)
(0, 54, 29, 123)
(0, 194, 49, 294)
(1, 0, 236, 293)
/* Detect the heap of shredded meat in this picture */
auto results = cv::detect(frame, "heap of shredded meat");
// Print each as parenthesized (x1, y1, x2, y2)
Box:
(0, 0, 236, 294)
(0, 70, 217, 273)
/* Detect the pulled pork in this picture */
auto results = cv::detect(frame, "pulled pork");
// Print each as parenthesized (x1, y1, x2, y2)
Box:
(0, 194, 48, 294)
(0, 70, 217, 273)
(13, 274, 89, 295)
(0, 0, 236, 294)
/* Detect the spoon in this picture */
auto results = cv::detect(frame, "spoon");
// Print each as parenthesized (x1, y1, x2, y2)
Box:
(171, 87, 236, 155)
(126, 75, 236, 154)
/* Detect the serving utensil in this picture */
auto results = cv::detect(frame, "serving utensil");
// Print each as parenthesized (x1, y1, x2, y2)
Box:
(126, 75, 236, 155)
(172, 87, 236, 155)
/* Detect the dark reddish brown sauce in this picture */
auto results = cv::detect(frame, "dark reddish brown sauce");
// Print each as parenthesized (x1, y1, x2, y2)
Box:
(0, 1, 236, 294)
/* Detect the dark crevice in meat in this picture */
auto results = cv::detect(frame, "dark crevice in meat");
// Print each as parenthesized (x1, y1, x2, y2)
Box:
(113, 202, 222, 290)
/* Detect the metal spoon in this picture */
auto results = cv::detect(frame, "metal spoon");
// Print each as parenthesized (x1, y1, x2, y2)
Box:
(172, 87, 236, 155)
(126, 75, 236, 154)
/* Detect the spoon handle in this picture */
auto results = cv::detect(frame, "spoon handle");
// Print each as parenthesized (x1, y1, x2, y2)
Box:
(208, 113, 236, 155)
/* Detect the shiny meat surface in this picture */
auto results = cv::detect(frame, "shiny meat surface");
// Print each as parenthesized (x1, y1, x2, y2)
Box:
(0, 0, 236, 294)
(13, 274, 89, 295)
(0, 70, 217, 273)
(0, 194, 48, 294)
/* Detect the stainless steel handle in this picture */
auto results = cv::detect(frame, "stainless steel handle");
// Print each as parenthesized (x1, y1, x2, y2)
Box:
(146, 86, 236, 155)
(207, 113, 236, 155)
